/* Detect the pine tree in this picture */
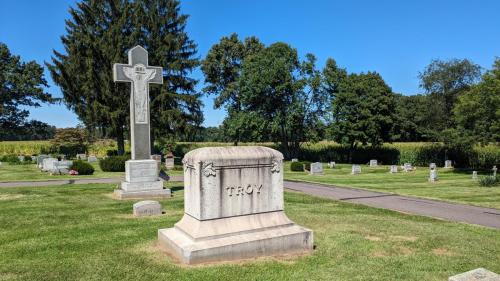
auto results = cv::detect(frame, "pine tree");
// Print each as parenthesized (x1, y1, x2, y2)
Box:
(48, 0, 202, 154)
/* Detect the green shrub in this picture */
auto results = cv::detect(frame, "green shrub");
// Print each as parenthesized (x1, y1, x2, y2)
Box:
(479, 176, 499, 187)
(24, 155, 33, 163)
(71, 160, 95, 175)
(290, 161, 304, 172)
(0, 154, 20, 163)
(99, 155, 129, 172)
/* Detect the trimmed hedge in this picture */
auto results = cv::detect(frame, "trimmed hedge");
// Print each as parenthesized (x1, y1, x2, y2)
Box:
(99, 155, 129, 172)
(71, 160, 95, 175)
(290, 161, 304, 172)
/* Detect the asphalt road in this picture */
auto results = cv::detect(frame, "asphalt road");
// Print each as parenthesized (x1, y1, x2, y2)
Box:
(1, 176, 499, 229)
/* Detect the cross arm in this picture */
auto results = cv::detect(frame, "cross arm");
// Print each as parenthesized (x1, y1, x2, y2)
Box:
(148, 66, 163, 84)
(113, 63, 132, 83)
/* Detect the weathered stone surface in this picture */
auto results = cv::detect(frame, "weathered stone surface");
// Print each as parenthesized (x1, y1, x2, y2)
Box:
(448, 268, 500, 281)
(429, 163, 437, 169)
(445, 160, 453, 169)
(310, 162, 323, 175)
(133, 200, 162, 217)
(291, 158, 299, 162)
(87, 155, 98, 163)
(165, 157, 174, 170)
(389, 165, 398, 173)
(493, 166, 498, 177)
(76, 154, 87, 160)
(115, 159, 171, 199)
(158, 146, 313, 264)
(403, 163, 414, 172)
(37, 155, 50, 169)
(328, 161, 336, 168)
(369, 159, 378, 167)
(429, 169, 438, 182)
(351, 165, 361, 174)
(472, 171, 478, 180)
(42, 158, 58, 171)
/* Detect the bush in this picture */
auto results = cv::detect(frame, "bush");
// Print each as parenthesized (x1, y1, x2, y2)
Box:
(24, 155, 33, 163)
(0, 154, 21, 164)
(290, 161, 304, 172)
(479, 176, 499, 187)
(71, 160, 95, 175)
(99, 155, 129, 172)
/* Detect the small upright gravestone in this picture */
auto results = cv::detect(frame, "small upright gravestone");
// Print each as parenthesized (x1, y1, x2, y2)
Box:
(87, 155, 98, 163)
(448, 268, 500, 281)
(165, 153, 174, 170)
(444, 160, 453, 169)
(310, 162, 323, 175)
(429, 168, 438, 182)
(42, 158, 58, 171)
(328, 161, 336, 168)
(76, 154, 87, 160)
(493, 165, 498, 177)
(472, 171, 478, 180)
(429, 163, 436, 169)
(133, 200, 162, 217)
(351, 165, 361, 175)
(37, 155, 50, 169)
(151, 154, 162, 170)
(158, 146, 313, 264)
(389, 165, 398, 173)
(291, 158, 299, 162)
(369, 159, 378, 167)
(403, 163, 414, 172)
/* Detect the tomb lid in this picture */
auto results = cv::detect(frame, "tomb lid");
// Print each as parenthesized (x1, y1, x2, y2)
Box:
(183, 146, 283, 163)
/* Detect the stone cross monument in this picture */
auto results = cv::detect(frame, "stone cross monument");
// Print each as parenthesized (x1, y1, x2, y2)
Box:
(112, 46, 170, 199)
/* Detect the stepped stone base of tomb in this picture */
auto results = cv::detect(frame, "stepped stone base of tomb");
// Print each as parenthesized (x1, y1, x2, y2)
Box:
(114, 159, 171, 199)
(158, 211, 313, 264)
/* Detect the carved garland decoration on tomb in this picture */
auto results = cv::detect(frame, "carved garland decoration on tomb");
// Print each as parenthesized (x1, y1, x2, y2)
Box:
(203, 162, 216, 177)
(271, 159, 281, 174)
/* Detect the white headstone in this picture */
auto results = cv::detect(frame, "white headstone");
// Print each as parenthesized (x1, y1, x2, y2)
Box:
(389, 165, 398, 173)
(87, 155, 98, 163)
(472, 171, 478, 180)
(448, 268, 500, 281)
(369, 159, 378, 167)
(42, 158, 58, 171)
(158, 146, 313, 264)
(37, 155, 50, 169)
(310, 162, 323, 175)
(133, 200, 162, 217)
(429, 169, 438, 182)
(351, 165, 361, 175)
(429, 163, 436, 169)
(403, 163, 414, 172)
(493, 165, 497, 177)
(291, 158, 299, 162)
(17, 156, 25, 162)
(165, 156, 174, 170)
(444, 160, 453, 169)
(76, 154, 87, 160)
(328, 161, 336, 168)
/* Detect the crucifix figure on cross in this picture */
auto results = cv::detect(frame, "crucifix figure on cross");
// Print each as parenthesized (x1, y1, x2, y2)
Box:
(113, 45, 163, 160)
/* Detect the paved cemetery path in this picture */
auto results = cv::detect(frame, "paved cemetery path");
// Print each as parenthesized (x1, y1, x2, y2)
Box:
(1, 176, 499, 229)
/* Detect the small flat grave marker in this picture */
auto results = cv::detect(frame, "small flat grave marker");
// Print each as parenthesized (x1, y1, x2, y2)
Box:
(76, 154, 87, 160)
(429, 169, 438, 182)
(351, 165, 361, 175)
(88, 155, 98, 163)
(448, 268, 500, 281)
(310, 162, 323, 175)
(369, 159, 378, 167)
(291, 158, 299, 162)
(133, 200, 162, 217)
(403, 163, 414, 172)
(328, 161, 336, 168)
(444, 160, 453, 169)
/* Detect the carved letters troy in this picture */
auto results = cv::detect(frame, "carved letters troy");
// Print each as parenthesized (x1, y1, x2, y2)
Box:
(226, 184, 263, 196)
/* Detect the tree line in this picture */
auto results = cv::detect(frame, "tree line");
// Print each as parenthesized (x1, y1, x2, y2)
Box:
(1, 0, 498, 158)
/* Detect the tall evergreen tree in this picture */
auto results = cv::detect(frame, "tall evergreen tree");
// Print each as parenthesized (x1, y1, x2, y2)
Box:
(48, 0, 202, 154)
(1, 42, 53, 140)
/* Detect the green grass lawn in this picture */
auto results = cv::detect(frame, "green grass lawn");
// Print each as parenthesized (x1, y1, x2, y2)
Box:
(284, 163, 500, 209)
(0, 163, 123, 181)
(0, 182, 499, 280)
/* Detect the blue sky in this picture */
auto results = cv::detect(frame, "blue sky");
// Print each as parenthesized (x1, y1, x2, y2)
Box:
(1, 0, 499, 128)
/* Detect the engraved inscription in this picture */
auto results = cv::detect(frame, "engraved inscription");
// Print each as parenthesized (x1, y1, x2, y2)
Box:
(226, 184, 263, 196)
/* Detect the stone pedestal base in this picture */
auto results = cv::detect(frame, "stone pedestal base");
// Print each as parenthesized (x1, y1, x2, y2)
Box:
(114, 159, 171, 199)
(114, 187, 171, 199)
(158, 211, 313, 264)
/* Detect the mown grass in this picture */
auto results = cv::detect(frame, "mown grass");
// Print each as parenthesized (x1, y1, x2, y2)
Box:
(0, 182, 498, 280)
(0, 163, 123, 181)
(285, 163, 500, 209)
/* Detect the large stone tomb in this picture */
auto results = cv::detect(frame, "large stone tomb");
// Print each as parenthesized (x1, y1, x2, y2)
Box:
(158, 146, 313, 264)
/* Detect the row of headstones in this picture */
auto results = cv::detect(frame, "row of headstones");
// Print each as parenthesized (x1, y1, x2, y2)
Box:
(151, 154, 175, 170)
(36, 154, 96, 175)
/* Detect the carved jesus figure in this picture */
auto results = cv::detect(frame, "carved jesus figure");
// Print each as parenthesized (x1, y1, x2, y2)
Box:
(123, 64, 157, 123)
